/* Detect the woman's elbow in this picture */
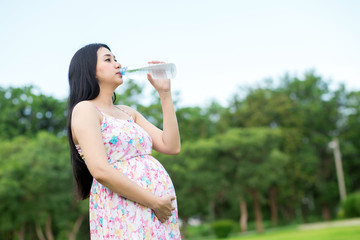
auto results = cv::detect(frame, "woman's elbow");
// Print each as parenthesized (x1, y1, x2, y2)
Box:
(170, 145, 181, 155)
(89, 165, 108, 182)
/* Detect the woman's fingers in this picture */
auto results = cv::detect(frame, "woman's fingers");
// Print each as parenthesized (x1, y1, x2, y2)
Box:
(148, 61, 165, 64)
(155, 211, 173, 223)
(147, 73, 153, 81)
(153, 195, 176, 223)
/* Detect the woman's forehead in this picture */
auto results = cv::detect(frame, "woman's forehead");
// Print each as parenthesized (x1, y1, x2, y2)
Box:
(98, 47, 113, 56)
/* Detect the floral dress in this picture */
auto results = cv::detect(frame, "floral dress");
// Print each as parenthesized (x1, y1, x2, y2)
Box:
(76, 106, 181, 239)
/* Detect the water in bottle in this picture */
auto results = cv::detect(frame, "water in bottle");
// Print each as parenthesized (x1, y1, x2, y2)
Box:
(120, 63, 176, 80)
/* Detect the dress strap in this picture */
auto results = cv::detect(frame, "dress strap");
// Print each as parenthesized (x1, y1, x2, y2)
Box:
(115, 105, 133, 118)
(92, 104, 132, 119)
(93, 105, 105, 115)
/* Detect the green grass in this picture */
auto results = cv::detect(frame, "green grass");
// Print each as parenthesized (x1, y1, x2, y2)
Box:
(217, 226, 360, 240)
(187, 225, 360, 240)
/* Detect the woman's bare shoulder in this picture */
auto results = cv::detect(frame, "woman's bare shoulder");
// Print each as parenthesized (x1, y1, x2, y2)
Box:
(73, 100, 95, 111)
(72, 101, 100, 121)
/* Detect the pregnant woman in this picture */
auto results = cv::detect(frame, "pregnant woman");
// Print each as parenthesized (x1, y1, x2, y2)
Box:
(67, 43, 181, 239)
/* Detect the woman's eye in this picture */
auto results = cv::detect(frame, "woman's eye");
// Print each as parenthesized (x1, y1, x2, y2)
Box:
(105, 58, 111, 62)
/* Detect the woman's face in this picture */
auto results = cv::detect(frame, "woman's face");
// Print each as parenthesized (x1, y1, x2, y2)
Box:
(96, 47, 123, 87)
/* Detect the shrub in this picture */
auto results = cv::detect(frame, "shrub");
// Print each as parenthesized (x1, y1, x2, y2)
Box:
(212, 219, 233, 239)
(341, 191, 360, 218)
(185, 223, 211, 238)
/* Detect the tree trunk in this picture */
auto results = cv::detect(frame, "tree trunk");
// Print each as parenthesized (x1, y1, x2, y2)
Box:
(35, 224, 46, 240)
(180, 217, 188, 240)
(45, 215, 54, 240)
(249, 189, 264, 233)
(69, 215, 85, 240)
(322, 204, 331, 221)
(208, 201, 215, 223)
(239, 198, 248, 232)
(268, 186, 278, 227)
(15, 225, 25, 240)
(280, 204, 296, 222)
(279, 205, 290, 222)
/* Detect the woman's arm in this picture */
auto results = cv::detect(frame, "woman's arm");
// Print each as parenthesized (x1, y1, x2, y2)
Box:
(71, 101, 175, 222)
(124, 91, 180, 155)
(123, 70, 181, 155)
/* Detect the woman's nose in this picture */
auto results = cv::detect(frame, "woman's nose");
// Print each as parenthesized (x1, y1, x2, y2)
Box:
(115, 62, 121, 69)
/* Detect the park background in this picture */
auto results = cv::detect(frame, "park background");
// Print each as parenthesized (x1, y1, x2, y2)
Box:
(1, 0, 360, 239)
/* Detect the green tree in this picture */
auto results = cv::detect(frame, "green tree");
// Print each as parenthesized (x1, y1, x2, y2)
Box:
(0, 86, 67, 140)
(175, 100, 227, 142)
(0, 136, 30, 239)
(218, 128, 288, 233)
(225, 71, 346, 223)
(0, 132, 88, 240)
(156, 138, 224, 237)
(279, 72, 344, 221)
(340, 90, 360, 192)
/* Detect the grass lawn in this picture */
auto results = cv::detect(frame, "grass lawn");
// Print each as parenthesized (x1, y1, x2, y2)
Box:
(187, 224, 360, 240)
(223, 225, 360, 240)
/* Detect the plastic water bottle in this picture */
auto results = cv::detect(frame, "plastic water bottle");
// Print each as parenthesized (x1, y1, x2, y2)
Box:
(120, 63, 176, 80)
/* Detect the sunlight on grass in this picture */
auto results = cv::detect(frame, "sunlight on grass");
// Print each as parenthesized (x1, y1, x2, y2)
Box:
(224, 226, 360, 240)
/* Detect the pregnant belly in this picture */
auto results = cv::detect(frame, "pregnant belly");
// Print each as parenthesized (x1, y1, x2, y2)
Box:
(112, 155, 176, 197)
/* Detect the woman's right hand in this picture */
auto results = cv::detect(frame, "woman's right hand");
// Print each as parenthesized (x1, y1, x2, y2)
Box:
(152, 195, 176, 223)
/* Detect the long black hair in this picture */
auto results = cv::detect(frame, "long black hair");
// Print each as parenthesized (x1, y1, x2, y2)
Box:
(67, 43, 112, 199)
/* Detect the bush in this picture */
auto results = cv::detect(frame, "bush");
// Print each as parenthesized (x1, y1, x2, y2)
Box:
(212, 219, 233, 239)
(341, 191, 360, 218)
(185, 223, 211, 238)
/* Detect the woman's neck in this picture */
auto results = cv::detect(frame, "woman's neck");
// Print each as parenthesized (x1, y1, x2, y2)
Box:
(92, 88, 115, 108)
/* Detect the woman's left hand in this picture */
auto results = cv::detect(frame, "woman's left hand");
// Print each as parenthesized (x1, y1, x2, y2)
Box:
(147, 61, 171, 94)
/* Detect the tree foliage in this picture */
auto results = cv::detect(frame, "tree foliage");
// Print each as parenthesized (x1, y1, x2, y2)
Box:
(0, 86, 67, 139)
(1, 70, 360, 238)
(0, 132, 87, 239)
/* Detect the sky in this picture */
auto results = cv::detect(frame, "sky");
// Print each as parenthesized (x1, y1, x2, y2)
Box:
(0, 0, 359, 107)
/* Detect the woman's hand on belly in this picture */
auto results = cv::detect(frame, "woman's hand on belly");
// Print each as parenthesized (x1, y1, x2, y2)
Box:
(152, 195, 176, 223)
